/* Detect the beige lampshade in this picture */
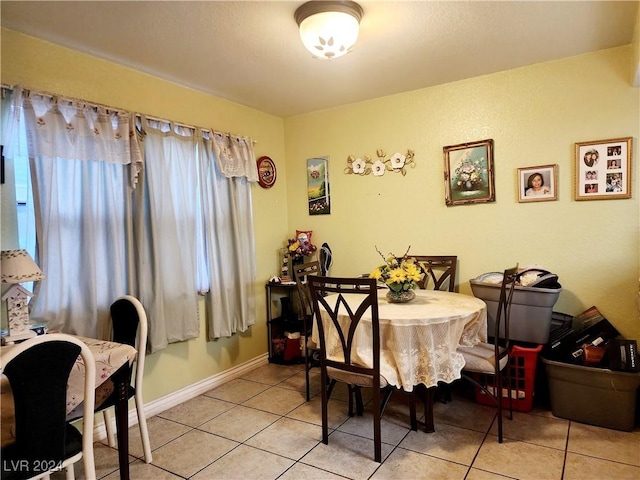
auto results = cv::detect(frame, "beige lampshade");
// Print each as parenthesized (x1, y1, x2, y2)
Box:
(1, 249, 45, 284)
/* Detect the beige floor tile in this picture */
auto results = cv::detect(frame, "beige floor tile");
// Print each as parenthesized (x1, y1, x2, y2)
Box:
(240, 363, 302, 385)
(488, 410, 569, 450)
(52, 442, 128, 480)
(203, 378, 271, 403)
(279, 369, 322, 398)
(278, 462, 348, 480)
(117, 415, 191, 460)
(245, 417, 323, 460)
(300, 430, 394, 479)
(285, 395, 350, 429)
(158, 395, 235, 427)
(370, 447, 468, 480)
(86, 363, 640, 480)
(242, 386, 307, 415)
(198, 405, 280, 442)
(337, 409, 412, 446)
(563, 452, 640, 480)
(568, 422, 640, 466)
(101, 459, 182, 479)
(473, 434, 565, 480)
(432, 394, 496, 434)
(192, 444, 294, 480)
(151, 429, 238, 478)
(465, 468, 513, 480)
(399, 422, 485, 465)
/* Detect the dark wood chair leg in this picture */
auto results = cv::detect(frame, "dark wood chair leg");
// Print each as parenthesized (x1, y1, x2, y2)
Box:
(112, 365, 131, 480)
(409, 390, 418, 431)
(414, 384, 437, 433)
(355, 386, 364, 416)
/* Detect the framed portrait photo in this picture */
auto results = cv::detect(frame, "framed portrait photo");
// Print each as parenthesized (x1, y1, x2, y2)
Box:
(575, 137, 632, 200)
(517, 164, 558, 203)
(444, 139, 495, 206)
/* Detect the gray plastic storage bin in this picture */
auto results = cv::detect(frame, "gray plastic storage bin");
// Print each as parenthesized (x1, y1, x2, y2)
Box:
(542, 357, 640, 431)
(470, 280, 561, 344)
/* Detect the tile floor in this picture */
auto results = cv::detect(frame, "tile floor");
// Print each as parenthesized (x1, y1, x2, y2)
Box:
(87, 363, 639, 480)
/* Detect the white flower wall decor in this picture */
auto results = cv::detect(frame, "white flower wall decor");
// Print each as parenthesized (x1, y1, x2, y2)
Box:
(345, 149, 416, 177)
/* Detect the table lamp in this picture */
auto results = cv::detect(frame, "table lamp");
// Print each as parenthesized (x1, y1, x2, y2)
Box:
(1, 249, 44, 342)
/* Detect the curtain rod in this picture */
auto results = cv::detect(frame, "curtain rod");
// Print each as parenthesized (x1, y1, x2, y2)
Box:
(0, 83, 256, 143)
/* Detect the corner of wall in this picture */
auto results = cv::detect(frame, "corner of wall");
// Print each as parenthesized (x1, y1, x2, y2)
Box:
(633, 6, 640, 87)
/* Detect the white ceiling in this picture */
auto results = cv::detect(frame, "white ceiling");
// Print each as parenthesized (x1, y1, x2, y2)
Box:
(1, 1, 638, 117)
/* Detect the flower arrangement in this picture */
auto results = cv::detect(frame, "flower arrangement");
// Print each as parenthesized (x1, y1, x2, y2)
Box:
(453, 152, 486, 190)
(369, 246, 424, 293)
(345, 149, 416, 177)
(287, 230, 317, 262)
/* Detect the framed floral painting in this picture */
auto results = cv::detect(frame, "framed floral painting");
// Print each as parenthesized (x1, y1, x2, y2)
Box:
(307, 157, 331, 215)
(444, 139, 495, 206)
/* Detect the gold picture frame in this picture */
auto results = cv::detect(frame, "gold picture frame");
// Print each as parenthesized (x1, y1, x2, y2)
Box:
(444, 139, 495, 206)
(518, 164, 558, 203)
(575, 137, 632, 200)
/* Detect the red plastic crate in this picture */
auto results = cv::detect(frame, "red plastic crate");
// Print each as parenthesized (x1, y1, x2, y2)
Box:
(474, 344, 543, 412)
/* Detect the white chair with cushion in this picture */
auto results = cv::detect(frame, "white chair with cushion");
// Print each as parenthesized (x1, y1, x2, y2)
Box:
(101, 295, 152, 463)
(0, 333, 96, 480)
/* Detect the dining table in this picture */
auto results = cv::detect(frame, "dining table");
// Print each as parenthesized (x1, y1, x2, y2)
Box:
(313, 288, 488, 432)
(1, 334, 137, 480)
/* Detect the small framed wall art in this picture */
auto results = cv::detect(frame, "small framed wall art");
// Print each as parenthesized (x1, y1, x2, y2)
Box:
(257, 155, 277, 189)
(307, 157, 330, 215)
(444, 139, 495, 206)
(575, 137, 632, 200)
(517, 164, 558, 202)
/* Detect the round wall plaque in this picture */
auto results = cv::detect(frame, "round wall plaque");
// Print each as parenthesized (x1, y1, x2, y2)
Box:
(257, 155, 277, 189)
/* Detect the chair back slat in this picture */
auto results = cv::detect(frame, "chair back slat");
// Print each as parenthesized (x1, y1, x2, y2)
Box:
(293, 261, 320, 320)
(308, 276, 380, 377)
(413, 255, 457, 292)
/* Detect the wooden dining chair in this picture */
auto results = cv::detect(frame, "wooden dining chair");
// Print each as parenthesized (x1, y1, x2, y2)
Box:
(457, 266, 520, 443)
(308, 275, 417, 463)
(0, 333, 96, 480)
(101, 295, 153, 463)
(293, 260, 321, 401)
(412, 255, 457, 292)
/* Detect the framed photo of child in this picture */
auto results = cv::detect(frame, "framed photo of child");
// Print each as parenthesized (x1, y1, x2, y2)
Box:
(517, 164, 558, 203)
(575, 137, 632, 200)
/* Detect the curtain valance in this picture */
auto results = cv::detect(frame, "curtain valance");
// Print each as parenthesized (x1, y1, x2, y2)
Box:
(212, 131, 259, 182)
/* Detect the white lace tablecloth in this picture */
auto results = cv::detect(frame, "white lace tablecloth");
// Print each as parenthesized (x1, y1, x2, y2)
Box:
(314, 289, 487, 391)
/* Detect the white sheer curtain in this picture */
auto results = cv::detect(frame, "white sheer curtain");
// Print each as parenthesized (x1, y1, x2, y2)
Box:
(135, 119, 200, 351)
(201, 133, 257, 338)
(19, 90, 141, 337)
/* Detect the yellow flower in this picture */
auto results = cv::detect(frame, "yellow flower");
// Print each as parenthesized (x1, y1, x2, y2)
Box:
(403, 262, 423, 282)
(288, 241, 299, 252)
(370, 268, 383, 280)
(387, 267, 407, 284)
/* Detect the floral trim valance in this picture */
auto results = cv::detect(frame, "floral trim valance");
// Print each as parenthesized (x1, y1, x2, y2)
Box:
(345, 149, 416, 177)
(16, 87, 143, 188)
(212, 131, 258, 182)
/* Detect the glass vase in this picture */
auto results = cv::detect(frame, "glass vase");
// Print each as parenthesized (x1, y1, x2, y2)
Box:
(385, 289, 416, 304)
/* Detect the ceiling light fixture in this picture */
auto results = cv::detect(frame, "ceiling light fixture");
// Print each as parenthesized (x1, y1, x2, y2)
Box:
(294, 1, 364, 60)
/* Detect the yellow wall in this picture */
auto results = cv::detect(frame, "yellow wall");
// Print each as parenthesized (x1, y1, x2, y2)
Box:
(1, 29, 639, 407)
(284, 46, 639, 340)
(0, 29, 289, 401)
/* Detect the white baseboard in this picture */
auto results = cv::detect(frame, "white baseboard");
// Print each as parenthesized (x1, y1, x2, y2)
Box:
(94, 352, 269, 441)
